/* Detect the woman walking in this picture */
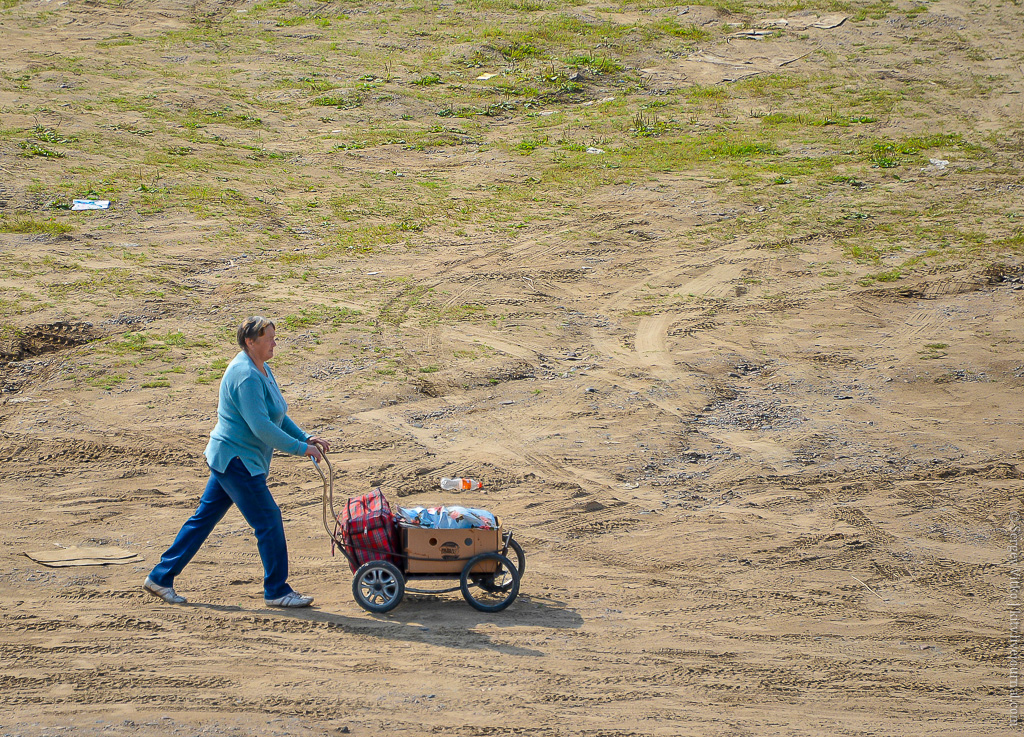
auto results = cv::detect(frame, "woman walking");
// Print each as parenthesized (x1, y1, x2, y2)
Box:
(144, 316, 330, 608)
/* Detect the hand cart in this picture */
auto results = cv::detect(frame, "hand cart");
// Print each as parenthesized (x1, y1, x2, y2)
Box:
(313, 453, 525, 614)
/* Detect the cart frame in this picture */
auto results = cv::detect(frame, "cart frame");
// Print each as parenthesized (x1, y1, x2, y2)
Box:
(313, 453, 524, 612)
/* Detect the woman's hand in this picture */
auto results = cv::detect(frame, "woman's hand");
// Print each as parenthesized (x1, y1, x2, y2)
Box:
(305, 443, 325, 463)
(308, 436, 331, 453)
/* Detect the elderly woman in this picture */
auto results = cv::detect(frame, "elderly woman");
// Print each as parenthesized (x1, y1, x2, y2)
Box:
(144, 316, 330, 608)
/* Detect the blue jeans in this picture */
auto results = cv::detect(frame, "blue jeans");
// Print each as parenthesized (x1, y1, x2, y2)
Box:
(149, 457, 293, 600)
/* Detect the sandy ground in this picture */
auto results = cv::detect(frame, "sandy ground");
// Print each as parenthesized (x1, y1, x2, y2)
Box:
(2, 0, 1024, 734)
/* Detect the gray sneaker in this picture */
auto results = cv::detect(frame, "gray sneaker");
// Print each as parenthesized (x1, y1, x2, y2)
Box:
(144, 577, 187, 604)
(265, 591, 313, 608)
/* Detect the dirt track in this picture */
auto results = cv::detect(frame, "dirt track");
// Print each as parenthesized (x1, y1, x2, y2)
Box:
(2, 0, 1023, 734)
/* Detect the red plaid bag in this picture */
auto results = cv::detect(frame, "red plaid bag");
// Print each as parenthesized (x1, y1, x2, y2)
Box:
(336, 488, 399, 573)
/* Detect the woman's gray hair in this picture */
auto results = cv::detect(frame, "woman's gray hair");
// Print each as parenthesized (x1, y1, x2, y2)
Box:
(237, 316, 275, 351)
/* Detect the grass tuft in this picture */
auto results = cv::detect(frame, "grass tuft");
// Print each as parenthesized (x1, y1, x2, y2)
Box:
(0, 216, 73, 235)
(412, 74, 442, 87)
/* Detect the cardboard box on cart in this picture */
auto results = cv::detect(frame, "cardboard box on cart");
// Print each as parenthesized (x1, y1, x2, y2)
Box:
(402, 525, 501, 574)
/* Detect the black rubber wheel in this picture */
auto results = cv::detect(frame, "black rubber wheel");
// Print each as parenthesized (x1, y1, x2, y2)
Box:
(502, 536, 526, 578)
(475, 537, 525, 593)
(352, 560, 405, 613)
(460, 552, 519, 612)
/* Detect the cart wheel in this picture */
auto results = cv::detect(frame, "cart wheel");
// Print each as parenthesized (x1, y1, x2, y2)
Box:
(477, 537, 525, 593)
(460, 552, 519, 612)
(502, 537, 526, 578)
(352, 560, 405, 613)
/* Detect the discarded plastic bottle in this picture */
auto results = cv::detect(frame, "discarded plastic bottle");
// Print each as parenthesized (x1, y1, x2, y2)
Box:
(440, 477, 482, 491)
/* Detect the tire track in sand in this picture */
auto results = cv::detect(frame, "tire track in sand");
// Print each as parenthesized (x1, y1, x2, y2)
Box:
(588, 241, 766, 417)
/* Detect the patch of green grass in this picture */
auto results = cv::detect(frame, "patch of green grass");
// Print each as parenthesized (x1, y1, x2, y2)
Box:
(241, 145, 288, 161)
(102, 329, 199, 356)
(870, 147, 901, 168)
(683, 84, 728, 101)
(882, 135, 947, 154)
(467, 0, 560, 10)
(275, 15, 317, 27)
(757, 110, 876, 128)
(231, 113, 264, 128)
(47, 268, 169, 299)
(734, 73, 821, 99)
(563, 54, 622, 74)
(996, 228, 1024, 251)
(316, 224, 404, 256)
(96, 34, 144, 48)
(312, 93, 363, 109)
(849, 0, 899, 21)
(759, 157, 842, 177)
(0, 293, 47, 319)
(412, 74, 442, 86)
(158, 330, 188, 346)
(32, 125, 78, 144)
(0, 324, 22, 345)
(534, 13, 633, 46)
(831, 175, 867, 188)
(514, 137, 547, 153)
(553, 130, 782, 182)
(630, 112, 667, 138)
(868, 133, 969, 168)
(19, 141, 64, 158)
(87, 373, 127, 390)
(0, 216, 73, 235)
(650, 18, 711, 41)
(282, 305, 364, 328)
(196, 357, 230, 384)
(106, 332, 150, 354)
(501, 42, 545, 61)
(842, 242, 888, 265)
(860, 268, 902, 284)
(425, 302, 487, 325)
(702, 138, 781, 159)
(919, 342, 948, 359)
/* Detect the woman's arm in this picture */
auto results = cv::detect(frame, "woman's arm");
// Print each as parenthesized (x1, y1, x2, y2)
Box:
(235, 376, 308, 456)
(280, 416, 331, 460)
(281, 415, 309, 443)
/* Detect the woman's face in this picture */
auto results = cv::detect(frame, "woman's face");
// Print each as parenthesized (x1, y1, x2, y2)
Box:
(246, 325, 276, 364)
